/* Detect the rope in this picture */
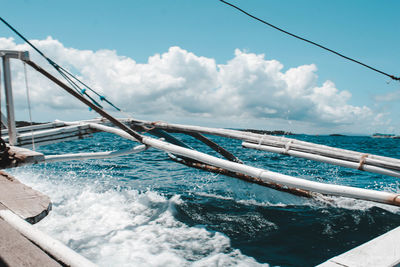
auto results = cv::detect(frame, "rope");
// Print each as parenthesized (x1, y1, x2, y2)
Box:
(55, 65, 120, 110)
(57, 70, 84, 94)
(358, 154, 369, 171)
(23, 62, 35, 150)
(258, 134, 266, 146)
(219, 0, 400, 81)
(284, 140, 292, 155)
(0, 16, 121, 111)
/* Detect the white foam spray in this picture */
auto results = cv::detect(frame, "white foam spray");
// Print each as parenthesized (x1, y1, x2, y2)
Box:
(9, 167, 268, 267)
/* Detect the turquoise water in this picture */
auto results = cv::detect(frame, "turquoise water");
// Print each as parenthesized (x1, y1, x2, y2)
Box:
(9, 132, 400, 266)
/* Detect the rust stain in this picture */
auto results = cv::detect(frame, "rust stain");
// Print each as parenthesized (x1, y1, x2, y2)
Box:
(171, 156, 313, 198)
(390, 195, 400, 206)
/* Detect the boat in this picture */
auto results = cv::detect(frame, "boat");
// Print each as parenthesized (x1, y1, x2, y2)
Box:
(1, 11, 400, 266)
(372, 133, 399, 139)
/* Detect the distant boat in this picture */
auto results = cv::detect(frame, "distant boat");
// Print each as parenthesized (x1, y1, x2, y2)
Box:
(372, 133, 400, 139)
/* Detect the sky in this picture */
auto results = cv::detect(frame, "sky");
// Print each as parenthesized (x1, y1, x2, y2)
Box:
(0, 0, 399, 134)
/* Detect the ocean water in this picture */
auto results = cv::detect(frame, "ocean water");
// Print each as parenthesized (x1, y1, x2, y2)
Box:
(8, 132, 400, 266)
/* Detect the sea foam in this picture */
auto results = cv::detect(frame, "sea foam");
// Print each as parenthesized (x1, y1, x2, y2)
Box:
(9, 167, 267, 267)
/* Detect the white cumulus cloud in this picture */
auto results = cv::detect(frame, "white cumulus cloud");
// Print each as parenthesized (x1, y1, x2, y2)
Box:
(0, 37, 384, 133)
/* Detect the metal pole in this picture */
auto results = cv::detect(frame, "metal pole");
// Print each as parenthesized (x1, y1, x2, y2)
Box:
(0, 60, 2, 133)
(0, 112, 7, 128)
(2, 56, 16, 145)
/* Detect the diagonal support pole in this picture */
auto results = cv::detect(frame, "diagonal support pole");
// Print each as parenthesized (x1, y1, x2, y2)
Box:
(23, 59, 144, 144)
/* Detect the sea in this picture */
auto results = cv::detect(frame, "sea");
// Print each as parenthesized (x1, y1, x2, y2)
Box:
(8, 132, 400, 266)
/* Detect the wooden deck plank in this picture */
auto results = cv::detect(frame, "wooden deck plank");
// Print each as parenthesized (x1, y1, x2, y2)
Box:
(0, 171, 51, 224)
(0, 218, 61, 267)
(7, 146, 45, 166)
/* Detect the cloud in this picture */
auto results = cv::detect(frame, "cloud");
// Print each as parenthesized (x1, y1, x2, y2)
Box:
(0, 37, 383, 132)
(374, 90, 400, 102)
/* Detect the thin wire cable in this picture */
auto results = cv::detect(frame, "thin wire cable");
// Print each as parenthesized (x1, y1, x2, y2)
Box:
(57, 65, 101, 97)
(57, 70, 83, 94)
(0, 16, 122, 110)
(23, 62, 35, 150)
(0, 17, 48, 61)
(56, 65, 120, 110)
(219, 0, 400, 81)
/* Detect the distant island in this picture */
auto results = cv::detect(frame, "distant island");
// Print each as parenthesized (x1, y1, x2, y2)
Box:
(1, 120, 44, 129)
(1, 121, 43, 129)
(15, 121, 44, 127)
(4, 122, 398, 139)
(240, 129, 295, 135)
(372, 133, 400, 139)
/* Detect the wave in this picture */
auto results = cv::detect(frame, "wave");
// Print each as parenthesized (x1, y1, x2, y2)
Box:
(8, 167, 267, 267)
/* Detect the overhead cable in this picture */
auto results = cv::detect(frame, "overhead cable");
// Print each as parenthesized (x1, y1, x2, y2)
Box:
(0, 16, 121, 110)
(219, 0, 400, 81)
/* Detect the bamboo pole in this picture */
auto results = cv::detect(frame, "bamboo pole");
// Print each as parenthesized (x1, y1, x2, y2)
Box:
(169, 154, 312, 198)
(44, 144, 147, 163)
(68, 117, 400, 170)
(58, 119, 400, 177)
(87, 123, 136, 141)
(119, 119, 242, 163)
(18, 134, 92, 148)
(242, 142, 400, 178)
(1, 121, 66, 135)
(124, 119, 400, 174)
(187, 132, 243, 163)
(16, 124, 92, 139)
(0, 209, 97, 267)
(86, 123, 400, 207)
(145, 137, 400, 207)
(148, 128, 191, 149)
(3, 124, 96, 147)
(24, 60, 144, 143)
(244, 138, 400, 171)
(15, 118, 398, 175)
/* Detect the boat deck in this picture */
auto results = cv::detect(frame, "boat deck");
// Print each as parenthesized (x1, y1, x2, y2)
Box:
(0, 218, 61, 267)
(0, 171, 57, 266)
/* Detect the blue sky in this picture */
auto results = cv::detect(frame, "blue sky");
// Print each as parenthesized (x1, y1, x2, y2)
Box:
(1, 0, 399, 134)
